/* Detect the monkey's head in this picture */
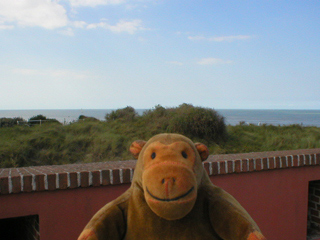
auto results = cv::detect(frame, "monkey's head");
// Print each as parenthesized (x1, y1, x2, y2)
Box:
(130, 133, 209, 220)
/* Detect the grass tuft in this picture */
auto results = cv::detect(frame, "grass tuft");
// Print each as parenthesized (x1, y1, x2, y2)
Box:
(1, 106, 320, 168)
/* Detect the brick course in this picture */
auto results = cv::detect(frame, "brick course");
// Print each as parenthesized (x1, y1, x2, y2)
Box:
(1, 149, 320, 195)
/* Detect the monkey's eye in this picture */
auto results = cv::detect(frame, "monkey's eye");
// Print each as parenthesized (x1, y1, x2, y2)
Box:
(151, 152, 156, 159)
(181, 151, 188, 159)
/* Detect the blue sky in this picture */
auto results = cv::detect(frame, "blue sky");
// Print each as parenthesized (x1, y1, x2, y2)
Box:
(0, 0, 319, 110)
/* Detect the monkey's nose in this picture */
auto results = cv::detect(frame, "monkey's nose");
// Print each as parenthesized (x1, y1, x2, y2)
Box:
(161, 177, 176, 184)
(161, 177, 176, 198)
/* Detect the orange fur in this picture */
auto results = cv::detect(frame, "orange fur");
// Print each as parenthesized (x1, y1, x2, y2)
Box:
(195, 143, 209, 161)
(129, 140, 146, 159)
(78, 134, 266, 240)
(248, 231, 266, 240)
(78, 229, 97, 240)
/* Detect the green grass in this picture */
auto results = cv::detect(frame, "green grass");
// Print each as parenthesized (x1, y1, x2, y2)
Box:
(1, 105, 320, 168)
(219, 124, 320, 154)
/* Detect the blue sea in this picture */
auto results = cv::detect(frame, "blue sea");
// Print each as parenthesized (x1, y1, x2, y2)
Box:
(0, 109, 320, 127)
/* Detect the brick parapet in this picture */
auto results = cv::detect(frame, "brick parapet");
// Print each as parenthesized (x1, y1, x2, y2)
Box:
(1, 149, 320, 195)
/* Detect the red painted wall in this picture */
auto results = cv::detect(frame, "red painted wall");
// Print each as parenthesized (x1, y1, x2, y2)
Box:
(0, 184, 130, 240)
(211, 166, 320, 240)
(1, 165, 320, 240)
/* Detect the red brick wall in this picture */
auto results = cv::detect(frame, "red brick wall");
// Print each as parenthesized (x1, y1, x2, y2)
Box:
(1, 149, 320, 240)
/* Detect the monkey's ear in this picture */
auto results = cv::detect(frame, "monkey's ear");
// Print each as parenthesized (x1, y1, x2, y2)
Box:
(195, 143, 209, 161)
(130, 140, 146, 159)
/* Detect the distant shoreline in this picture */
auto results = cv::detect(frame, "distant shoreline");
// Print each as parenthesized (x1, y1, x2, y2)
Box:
(1, 109, 320, 127)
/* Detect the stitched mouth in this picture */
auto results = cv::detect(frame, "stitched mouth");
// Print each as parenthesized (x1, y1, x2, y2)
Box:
(146, 187, 194, 202)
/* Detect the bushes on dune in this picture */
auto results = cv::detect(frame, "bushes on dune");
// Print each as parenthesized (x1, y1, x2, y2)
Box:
(29, 115, 61, 125)
(79, 115, 99, 122)
(106, 104, 227, 143)
(0, 115, 61, 128)
(105, 106, 137, 122)
(0, 117, 25, 127)
(165, 104, 227, 142)
(0, 104, 227, 167)
(1, 105, 320, 168)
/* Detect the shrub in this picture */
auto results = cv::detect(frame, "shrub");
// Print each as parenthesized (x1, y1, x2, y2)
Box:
(143, 105, 167, 119)
(105, 106, 138, 122)
(29, 115, 47, 121)
(139, 105, 170, 136)
(28, 115, 60, 125)
(166, 104, 227, 142)
(0, 117, 25, 127)
(138, 104, 227, 143)
(78, 115, 99, 122)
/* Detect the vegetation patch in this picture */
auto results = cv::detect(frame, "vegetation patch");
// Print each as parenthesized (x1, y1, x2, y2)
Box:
(1, 105, 320, 168)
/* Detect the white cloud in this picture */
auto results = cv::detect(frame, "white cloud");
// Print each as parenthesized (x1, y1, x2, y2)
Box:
(59, 27, 75, 36)
(87, 19, 145, 34)
(189, 35, 253, 42)
(197, 58, 233, 65)
(212, 35, 252, 42)
(107, 19, 145, 34)
(0, 0, 68, 29)
(0, 1, 146, 35)
(188, 36, 206, 41)
(0, 24, 14, 30)
(73, 21, 87, 29)
(69, 0, 126, 7)
(0, 20, 14, 29)
(86, 22, 104, 29)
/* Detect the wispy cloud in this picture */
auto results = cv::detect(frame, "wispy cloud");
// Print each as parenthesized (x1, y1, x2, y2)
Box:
(166, 61, 184, 66)
(189, 35, 253, 42)
(197, 58, 233, 65)
(12, 68, 40, 76)
(59, 28, 75, 36)
(73, 21, 87, 29)
(0, 20, 14, 30)
(86, 19, 145, 34)
(188, 36, 206, 41)
(69, 0, 126, 7)
(0, 24, 14, 30)
(12, 68, 96, 80)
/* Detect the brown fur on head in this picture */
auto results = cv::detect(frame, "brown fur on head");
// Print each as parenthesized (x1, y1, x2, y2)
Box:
(129, 133, 209, 220)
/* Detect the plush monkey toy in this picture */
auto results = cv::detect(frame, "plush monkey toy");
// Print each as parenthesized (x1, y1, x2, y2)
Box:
(78, 133, 266, 240)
